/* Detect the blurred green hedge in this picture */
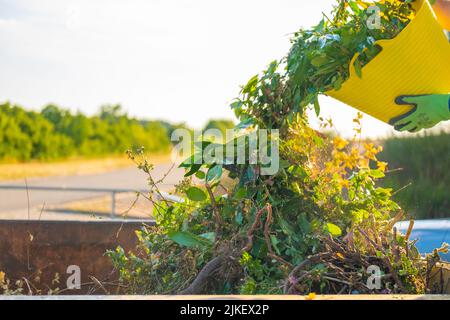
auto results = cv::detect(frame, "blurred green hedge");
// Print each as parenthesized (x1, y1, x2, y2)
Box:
(203, 119, 235, 136)
(0, 102, 172, 161)
(378, 131, 449, 219)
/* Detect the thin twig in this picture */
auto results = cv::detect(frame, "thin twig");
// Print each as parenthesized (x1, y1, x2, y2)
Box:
(115, 193, 141, 238)
(263, 204, 292, 267)
(392, 182, 412, 196)
(89, 276, 110, 295)
(243, 206, 266, 252)
(405, 219, 414, 242)
(205, 183, 223, 240)
(22, 277, 33, 295)
(38, 202, 46, 221)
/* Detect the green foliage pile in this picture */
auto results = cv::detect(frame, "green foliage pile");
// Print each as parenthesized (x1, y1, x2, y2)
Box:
(0, 102, 172, 161)
(379, 131, 450, 219)
(109, 0, 445, 295)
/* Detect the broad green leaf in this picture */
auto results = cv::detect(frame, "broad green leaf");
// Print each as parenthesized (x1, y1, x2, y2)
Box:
(168, 231, 211, 248)
(186, 187, 207, 201)
(242, 75, 258, 94)
(326, 223, 342, 237)
(313, 95, 321, 117)
(369, 169, 385, 179)
(199, 232, 215, 243)
(270, 235, 281, 255)
(206, 165, 223, 183)
(195, 170, 206, 179)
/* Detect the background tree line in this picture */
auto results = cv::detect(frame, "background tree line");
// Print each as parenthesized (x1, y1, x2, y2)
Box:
(0, 102, 236, 162)
(0, 102, 173, 161)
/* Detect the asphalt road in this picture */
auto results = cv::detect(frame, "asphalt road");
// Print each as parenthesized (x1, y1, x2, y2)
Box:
(0, 163, 184, 220)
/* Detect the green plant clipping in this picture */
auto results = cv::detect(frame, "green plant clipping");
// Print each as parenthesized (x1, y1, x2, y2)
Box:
(232, 0, 416, 131)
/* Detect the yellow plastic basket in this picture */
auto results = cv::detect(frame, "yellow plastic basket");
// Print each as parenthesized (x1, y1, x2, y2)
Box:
(326, 0, 450, 124)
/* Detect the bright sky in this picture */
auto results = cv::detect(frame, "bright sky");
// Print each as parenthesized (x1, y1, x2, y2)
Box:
(0, 0, 448, 138)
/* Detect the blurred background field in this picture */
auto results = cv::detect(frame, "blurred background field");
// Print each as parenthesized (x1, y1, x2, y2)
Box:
(0, 157, 131, 181)
(378, 131, 449, 219)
